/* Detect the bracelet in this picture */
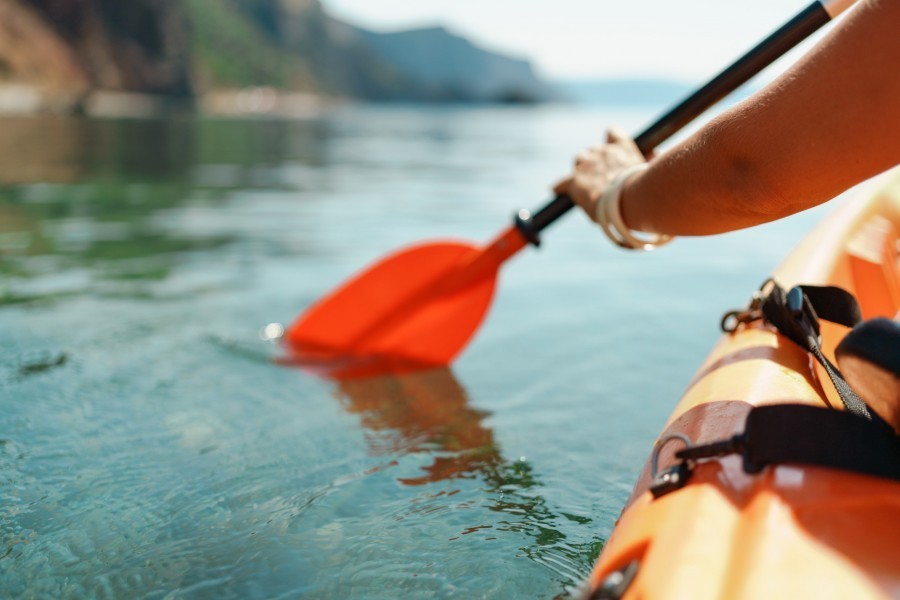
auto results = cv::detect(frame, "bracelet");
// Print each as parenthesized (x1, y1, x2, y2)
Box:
(595, 163, 674, 251)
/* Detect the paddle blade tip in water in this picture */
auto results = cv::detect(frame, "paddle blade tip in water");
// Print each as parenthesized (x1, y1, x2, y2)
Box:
(282, 240, 503, 372)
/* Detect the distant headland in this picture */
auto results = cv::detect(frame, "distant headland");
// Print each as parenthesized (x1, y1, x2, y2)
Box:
(0, 0, 553, 116)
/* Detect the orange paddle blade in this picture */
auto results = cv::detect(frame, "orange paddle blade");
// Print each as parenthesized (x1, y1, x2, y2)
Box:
(284, 226, 527, 367)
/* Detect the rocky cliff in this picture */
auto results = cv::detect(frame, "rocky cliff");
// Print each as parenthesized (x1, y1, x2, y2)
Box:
(0, 0, 550, 110)
(0, 0, 191, 97)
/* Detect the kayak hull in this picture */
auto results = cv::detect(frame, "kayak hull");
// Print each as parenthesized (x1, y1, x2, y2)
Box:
(585, 173, 900, 599)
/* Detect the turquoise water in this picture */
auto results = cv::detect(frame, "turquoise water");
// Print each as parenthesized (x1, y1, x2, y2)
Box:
(0, 105, 832, 598)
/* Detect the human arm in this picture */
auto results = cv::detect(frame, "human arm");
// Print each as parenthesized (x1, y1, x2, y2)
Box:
(558, 0, 900, 237)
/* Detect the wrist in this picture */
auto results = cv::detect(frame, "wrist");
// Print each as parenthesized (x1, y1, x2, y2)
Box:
(618, 167, 647, 233)
(595, 164, 674, 251)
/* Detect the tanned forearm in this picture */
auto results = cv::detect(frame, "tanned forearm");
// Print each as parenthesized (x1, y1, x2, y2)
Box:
(622, 0, 900, 236)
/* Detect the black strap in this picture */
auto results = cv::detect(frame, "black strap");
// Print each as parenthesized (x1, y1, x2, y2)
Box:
(743, 404, 900, 479)
(760, 283, 872, 419)
(676, 404, 900, 482)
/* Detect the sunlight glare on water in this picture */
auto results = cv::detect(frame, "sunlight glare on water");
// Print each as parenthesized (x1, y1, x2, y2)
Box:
(0, 105, 832, 598)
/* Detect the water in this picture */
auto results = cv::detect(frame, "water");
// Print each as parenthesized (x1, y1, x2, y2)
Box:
(0, 105, 834, 598)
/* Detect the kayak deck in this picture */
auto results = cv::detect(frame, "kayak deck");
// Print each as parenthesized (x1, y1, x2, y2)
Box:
(584, 173, 900, 599)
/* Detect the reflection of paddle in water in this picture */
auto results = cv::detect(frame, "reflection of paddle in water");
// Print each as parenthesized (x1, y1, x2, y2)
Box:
(274, 346, 604, 587)
(335, 367, 501, 486)
(330, 366, 604, 587)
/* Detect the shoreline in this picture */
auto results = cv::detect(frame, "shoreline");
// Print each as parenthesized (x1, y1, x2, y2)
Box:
(0, 84, 556, 121)
(0, 84, 341, 120)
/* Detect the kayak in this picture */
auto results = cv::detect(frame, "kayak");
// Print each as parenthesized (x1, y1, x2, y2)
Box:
(581, 173, 900, 600)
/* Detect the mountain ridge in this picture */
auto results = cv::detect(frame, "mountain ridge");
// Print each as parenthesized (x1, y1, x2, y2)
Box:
(0, 0, 551, 111)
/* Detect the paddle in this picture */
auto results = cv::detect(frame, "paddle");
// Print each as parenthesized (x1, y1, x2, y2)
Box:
(283, 0, 855, 370)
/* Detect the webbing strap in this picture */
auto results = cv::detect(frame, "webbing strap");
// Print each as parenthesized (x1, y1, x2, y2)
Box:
(760, 283, 872, 419)
(743, 405, 900, 480)
(672, 404, 900, 485)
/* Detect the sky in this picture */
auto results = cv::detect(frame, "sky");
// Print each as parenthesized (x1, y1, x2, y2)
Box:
(324, 0, 833, 81)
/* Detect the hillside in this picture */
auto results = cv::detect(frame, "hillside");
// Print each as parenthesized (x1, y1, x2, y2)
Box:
(0, 0, 551, 111)
(357, 26, 547, 102)
(0, 0, 192, 97)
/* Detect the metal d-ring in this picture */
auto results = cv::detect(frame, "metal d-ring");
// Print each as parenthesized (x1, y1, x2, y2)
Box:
(720, 310, 746, 333)
(651, 433, 693, 479)
(721, 278, 777, 333)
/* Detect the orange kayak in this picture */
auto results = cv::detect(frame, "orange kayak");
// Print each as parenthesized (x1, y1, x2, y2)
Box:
(582, 173, 900, 599)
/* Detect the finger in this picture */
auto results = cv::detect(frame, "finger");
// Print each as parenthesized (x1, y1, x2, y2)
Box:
(607, 126, 643, 156)
(569, 175, 598, 220)
(575, 160, 598, 173)
(606, 144, 634, 168)
(574, 150, 596, 168)
(552, 176, 573, 196)
(606, 126, 628, 143)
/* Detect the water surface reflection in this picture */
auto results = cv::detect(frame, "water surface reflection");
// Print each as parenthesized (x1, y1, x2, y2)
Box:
(332, 367, 604, 585)
(3, 108, 678, 597)
(0, 115, 332, 185)
(0, 115, 337, 304)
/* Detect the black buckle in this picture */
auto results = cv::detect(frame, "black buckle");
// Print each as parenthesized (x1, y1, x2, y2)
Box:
(649, 433, 747, 498)
(649, 434, 694, 498)
(787, 286, 821, 340)
(649, 462, 692, 498)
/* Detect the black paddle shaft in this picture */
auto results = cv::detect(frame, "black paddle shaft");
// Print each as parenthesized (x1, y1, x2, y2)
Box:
(515, 0, 840, 245)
